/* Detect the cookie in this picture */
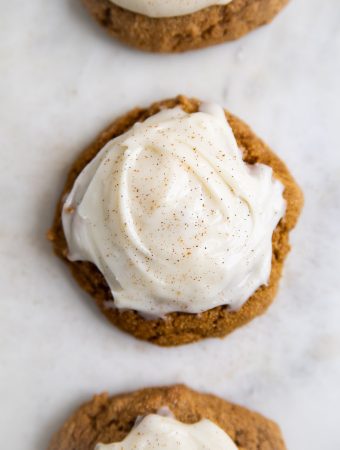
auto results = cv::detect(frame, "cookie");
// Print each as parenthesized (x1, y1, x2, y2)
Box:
(47, 385, 286, 450)
(81, 0, 289, 52)
(48, 96, 303, 346)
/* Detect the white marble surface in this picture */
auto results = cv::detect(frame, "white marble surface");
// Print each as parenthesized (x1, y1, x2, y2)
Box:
(1, 1, 340, 449)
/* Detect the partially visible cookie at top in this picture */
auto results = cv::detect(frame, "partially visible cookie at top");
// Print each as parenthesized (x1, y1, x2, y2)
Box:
(48, 95, 303, 346)
(47, 385, 287, 450)
(81, 0, 290, 52)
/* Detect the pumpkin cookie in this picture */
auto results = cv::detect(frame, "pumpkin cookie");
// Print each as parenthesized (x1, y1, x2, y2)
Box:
(48, 96, 303, 346)
(81, 0, 290, 52)
(47, 385, 286, 450)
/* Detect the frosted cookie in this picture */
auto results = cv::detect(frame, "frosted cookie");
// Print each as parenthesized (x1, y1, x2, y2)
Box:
(47, 385, 286, 450)
(81, 0, 289, 52)
(48, 96, 303, 346)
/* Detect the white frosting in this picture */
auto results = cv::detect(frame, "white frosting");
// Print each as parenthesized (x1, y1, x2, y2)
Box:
(108, 0, 233, 18)
(62, 103, 285, 316)
(95, 414, 237, 449)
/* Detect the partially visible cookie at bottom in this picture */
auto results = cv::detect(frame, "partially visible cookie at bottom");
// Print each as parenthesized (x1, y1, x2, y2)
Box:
(81, 0, 290, 52)
(47, 385, 286, 450)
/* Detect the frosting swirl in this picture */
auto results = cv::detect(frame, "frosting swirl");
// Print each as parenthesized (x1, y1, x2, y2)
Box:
(62, 103, 285, 316)
(95, 414, 237, 450)
(108, 0, 233, 18)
